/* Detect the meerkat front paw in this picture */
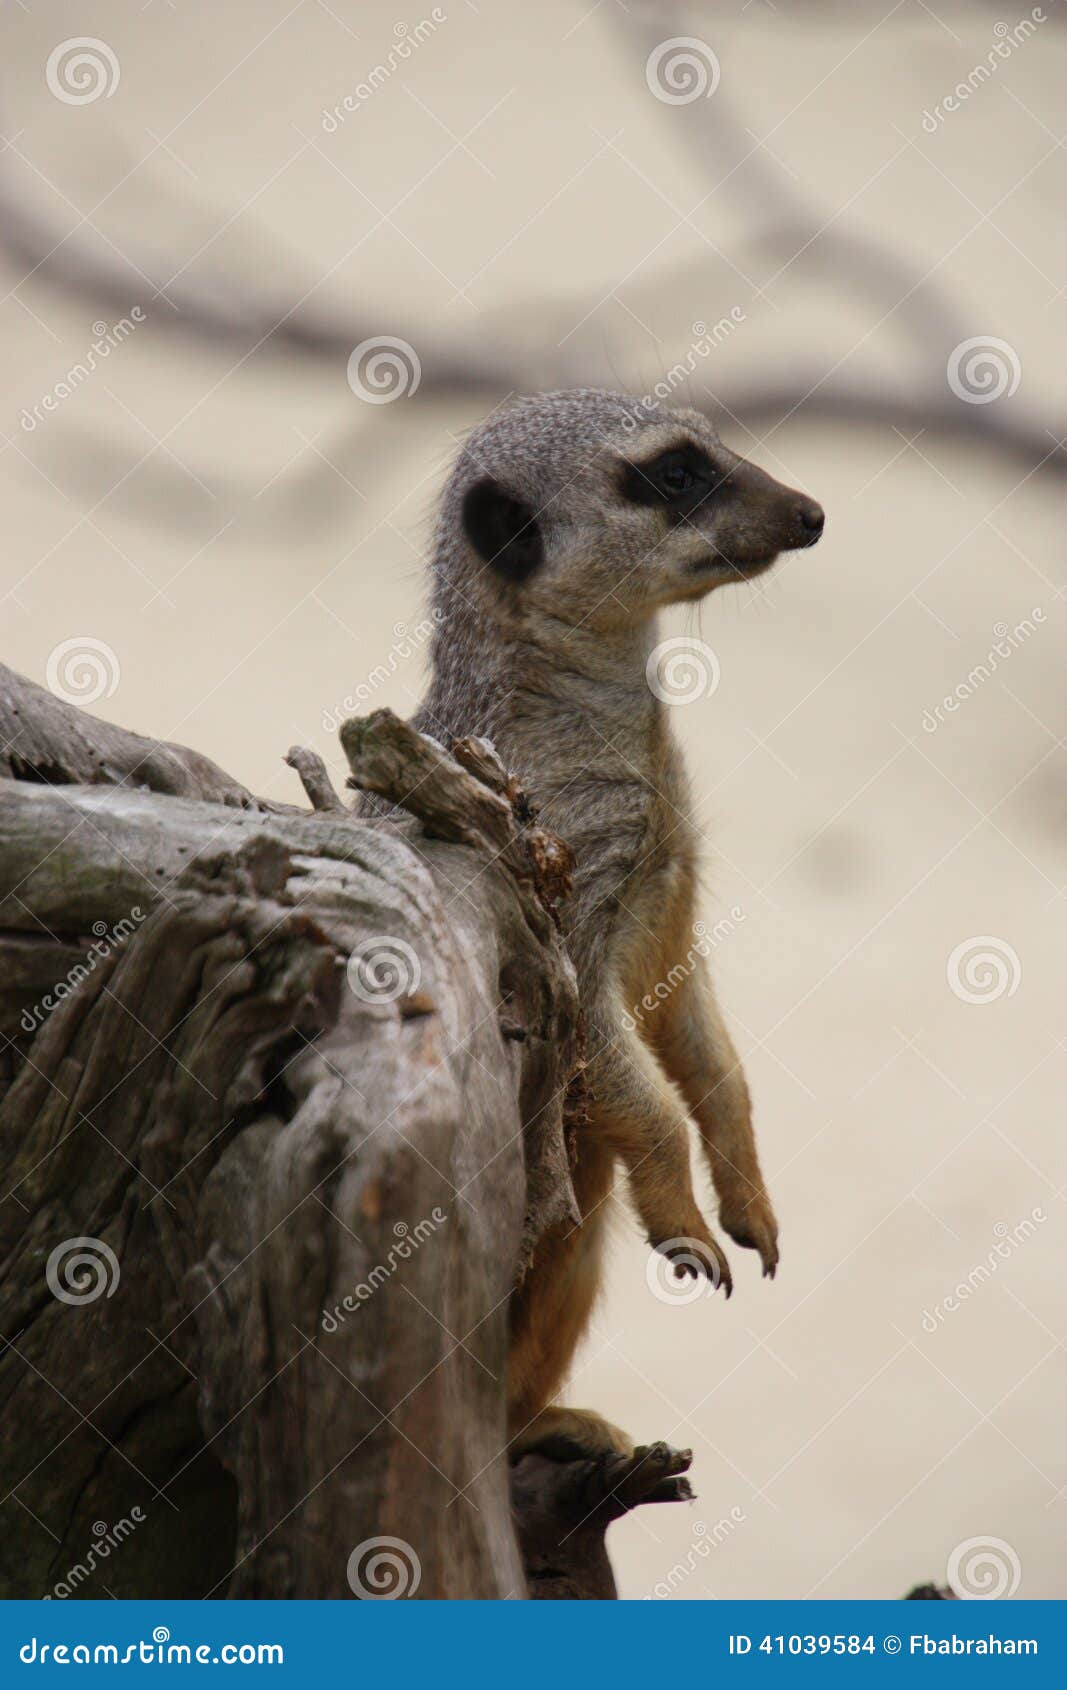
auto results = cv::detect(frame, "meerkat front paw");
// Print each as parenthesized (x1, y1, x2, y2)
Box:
(718, 1190, 779, 1278)
(509, 1406, 635, 1464)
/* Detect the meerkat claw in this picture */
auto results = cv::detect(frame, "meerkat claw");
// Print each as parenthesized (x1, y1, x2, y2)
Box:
(611, 1443, 697, 1507)
(654, 1235, 733, 1296)
(719, 1196, 779, 1282)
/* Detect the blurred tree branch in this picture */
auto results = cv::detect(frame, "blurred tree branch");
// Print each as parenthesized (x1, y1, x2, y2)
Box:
(1, 0, 1063, 531)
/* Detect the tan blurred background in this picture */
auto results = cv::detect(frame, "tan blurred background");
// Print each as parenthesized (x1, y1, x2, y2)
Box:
(2, 0, 1064, 1599)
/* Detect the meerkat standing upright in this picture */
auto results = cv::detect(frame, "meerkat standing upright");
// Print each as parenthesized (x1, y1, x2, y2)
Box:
(415, 389, 823, 1461)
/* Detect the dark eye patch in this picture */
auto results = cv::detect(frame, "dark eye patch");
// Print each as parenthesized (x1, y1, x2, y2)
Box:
(618, 443, 722, 518)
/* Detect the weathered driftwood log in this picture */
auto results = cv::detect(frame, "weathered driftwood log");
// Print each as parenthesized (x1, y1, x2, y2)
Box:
(0, 664, 689, 1599)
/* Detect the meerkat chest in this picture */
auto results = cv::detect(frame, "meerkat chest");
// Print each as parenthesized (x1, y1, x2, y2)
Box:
(546, 731, 700, 958)
(493, 690, 701, 964)
(608, 752, 703, 1012)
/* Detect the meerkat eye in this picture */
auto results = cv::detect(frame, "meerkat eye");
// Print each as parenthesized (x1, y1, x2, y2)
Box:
(661, 462, 695, 493)
(618, 443, 718, 511)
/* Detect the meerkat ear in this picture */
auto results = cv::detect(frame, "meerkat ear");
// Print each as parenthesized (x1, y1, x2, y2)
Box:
(462, 477, 543, 582)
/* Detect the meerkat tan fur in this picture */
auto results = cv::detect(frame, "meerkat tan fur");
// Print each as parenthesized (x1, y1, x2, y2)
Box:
(414, 388, 824, 1461)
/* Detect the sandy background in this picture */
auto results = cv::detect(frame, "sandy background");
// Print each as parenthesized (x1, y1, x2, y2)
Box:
(2, 0, 1064, 1598)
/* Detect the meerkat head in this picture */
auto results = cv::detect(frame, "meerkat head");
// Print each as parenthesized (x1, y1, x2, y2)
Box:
(435, 388, 823, 633)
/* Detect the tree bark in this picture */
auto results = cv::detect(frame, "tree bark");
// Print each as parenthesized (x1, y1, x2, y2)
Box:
(0, 665, 688, 1599)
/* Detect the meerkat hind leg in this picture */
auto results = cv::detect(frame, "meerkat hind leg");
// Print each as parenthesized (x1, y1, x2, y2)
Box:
(509, 1405, 635, 1464)
(507, 1184, 635, 1464)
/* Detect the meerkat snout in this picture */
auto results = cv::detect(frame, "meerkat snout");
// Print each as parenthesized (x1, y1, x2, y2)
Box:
(680, 450, 825, 575)
(444, 389, 824, 629)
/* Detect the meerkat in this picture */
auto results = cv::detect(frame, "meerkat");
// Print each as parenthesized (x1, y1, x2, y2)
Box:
(412, 388, 823, 1462)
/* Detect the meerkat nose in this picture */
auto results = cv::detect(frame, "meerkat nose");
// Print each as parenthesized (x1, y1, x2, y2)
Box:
(796, 497, 825, 540)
